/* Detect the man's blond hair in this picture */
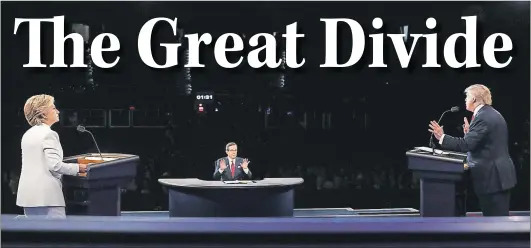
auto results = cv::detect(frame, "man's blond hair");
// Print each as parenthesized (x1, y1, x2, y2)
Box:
(465, 84, 492, 105)
(23, 94, 54, 126)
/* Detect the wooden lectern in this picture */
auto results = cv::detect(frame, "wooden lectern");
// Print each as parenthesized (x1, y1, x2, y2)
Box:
(76, 157, 105, 177)
(62, 153, 139, 216)
(406, 147, 468, 217)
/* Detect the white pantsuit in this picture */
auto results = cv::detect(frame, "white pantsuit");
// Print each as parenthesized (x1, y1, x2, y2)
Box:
(16, 124, 79, 218)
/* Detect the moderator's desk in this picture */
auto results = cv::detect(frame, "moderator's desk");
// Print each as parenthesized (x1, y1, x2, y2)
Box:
(158, 178, 304, 217)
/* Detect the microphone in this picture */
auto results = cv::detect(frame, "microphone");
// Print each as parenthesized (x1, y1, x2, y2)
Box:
(77, 125, 103, 160)
(429, 106, 459, 154)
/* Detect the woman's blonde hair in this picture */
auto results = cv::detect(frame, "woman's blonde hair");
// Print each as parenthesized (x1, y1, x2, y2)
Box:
(465, 84, 493, 105)
(23, 94, 54, 126)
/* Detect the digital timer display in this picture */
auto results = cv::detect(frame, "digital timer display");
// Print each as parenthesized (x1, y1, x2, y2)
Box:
(196, 94, 213, 100)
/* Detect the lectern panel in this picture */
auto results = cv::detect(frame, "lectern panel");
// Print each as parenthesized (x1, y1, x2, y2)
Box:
(62, 153, 139, 216)
(406, 148, 467, 217)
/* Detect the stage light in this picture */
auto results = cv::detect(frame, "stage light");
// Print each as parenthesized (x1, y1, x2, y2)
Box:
(71, 23, 89, 42)
(72, 23, 97, 91)
(400, 25, 409, 42)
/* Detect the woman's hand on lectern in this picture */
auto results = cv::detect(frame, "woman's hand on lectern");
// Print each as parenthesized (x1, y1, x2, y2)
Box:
(78, 163, 88, 173)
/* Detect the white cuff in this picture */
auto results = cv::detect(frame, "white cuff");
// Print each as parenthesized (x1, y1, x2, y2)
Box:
(243, 168, 250, 174)
(439, 134, 445, 145)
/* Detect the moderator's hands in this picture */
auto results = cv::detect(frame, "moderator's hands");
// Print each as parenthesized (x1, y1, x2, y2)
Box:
(241, 158, 250, 169)
(463, 117, 470, 134)
(219, 159, 227, 171)
(428, 121, 444, 140)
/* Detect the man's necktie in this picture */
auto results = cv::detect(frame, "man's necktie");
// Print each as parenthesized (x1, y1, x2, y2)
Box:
(231, 161, 235, 177)
(471, 114, 475, 121)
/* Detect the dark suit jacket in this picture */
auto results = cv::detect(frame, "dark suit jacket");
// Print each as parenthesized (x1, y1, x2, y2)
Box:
(441, 105, 517, 195)
(213, 157, 252, 181)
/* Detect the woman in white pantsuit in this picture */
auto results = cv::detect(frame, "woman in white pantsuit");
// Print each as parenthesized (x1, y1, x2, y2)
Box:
(16, 94, 87, 218)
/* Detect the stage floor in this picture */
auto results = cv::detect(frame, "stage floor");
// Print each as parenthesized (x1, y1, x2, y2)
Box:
(3, 208, 529, 247)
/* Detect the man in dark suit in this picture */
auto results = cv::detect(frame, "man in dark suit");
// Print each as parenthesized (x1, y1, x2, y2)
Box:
(429, 84, 517, 216)
(213, 142, 252, 181)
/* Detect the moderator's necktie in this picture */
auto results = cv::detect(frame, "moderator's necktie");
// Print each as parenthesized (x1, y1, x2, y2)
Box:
(231, 161, 235, 177)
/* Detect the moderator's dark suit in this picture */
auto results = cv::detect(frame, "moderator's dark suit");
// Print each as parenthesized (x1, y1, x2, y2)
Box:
(213, 157, 252, 181)
(441, 105, 517, 216)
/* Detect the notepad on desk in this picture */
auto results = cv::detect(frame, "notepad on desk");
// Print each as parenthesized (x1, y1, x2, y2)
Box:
(223, 180, 255, 184)
(84, 157, 119, 162)
(414, 147, 449, 155)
